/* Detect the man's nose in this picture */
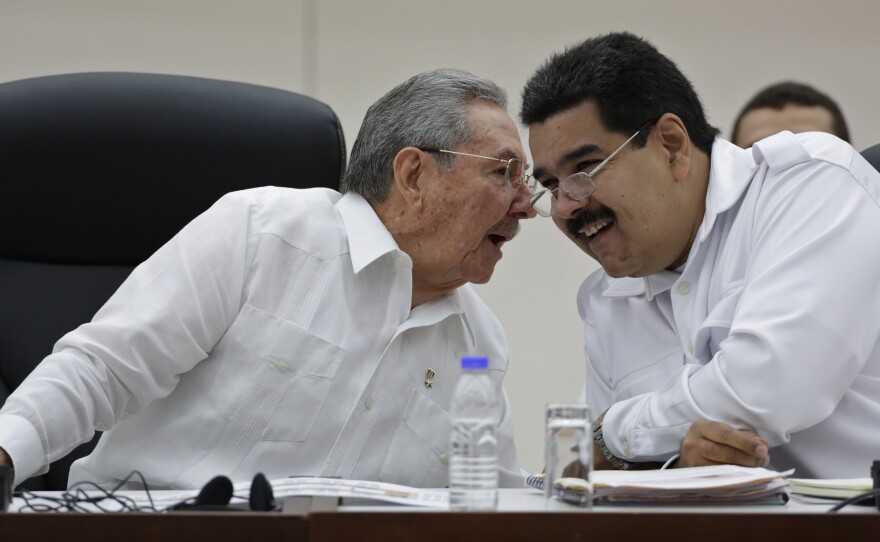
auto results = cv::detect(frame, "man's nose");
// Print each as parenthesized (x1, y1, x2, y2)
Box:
(551, 190, 589, 219)
(510, 184, 537, 219)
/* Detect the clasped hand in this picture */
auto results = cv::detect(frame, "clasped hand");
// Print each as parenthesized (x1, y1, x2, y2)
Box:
(677, 419, 770, 468)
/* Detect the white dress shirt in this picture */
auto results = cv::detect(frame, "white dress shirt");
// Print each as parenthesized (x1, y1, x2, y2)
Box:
(581, 132, 880, 478)
(0, 187, 521, 489)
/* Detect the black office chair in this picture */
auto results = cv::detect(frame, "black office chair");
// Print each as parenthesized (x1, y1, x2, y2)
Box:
(0, 72, 346, 490)
(862, 143, 880, 173)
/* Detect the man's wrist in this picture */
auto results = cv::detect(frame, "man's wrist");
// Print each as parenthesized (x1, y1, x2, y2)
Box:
(592, 440, 615, 470)
(592, 421, 635, 471)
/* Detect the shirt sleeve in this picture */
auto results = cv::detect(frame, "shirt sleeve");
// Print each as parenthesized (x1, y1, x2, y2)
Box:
(604, 156, 880, 462)
(0, 190, 261, 485)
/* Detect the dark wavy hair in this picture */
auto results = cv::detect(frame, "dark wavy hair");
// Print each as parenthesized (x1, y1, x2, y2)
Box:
(520, 32, 718, 155)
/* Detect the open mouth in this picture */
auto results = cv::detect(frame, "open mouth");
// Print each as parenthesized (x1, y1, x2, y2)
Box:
(488, 233, 507, 248)
(582, 219, 614, 239)
(486, 233, 508, 250)
(568, 206, 616, 242)
(486, 220, 519, 250)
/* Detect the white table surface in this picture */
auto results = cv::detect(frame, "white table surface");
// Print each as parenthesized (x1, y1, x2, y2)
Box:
(339, 488, 877, 514)
(9, 487, 877, 515)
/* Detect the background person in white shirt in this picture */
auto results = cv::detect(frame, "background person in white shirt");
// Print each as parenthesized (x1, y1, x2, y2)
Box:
(0, 68, 535, 489)
(731, 81, 850, 149)
(521, 32, 880, 477)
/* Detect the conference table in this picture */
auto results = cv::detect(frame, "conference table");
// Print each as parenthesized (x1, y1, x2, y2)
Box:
(2, 488, 878, 541)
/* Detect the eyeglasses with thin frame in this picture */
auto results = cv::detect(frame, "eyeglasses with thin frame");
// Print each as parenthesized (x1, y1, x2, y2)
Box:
(528, 121, 655, 217)
(419, 148, 537, 193)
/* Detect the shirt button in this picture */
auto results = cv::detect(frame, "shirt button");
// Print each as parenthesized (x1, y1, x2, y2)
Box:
(274, 362, 289, 372)
(364, 398, 373, 410)
(688, 341, 695, 354)
(677, 282, 692, 295)
(440, 454, 449, 465)
(622, 441, 632, 457)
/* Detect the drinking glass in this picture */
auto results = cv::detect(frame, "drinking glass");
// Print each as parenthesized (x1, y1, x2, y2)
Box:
(545, 403, 592, 507)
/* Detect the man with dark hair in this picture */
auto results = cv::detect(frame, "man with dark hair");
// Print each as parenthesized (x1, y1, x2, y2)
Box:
(522, 32, 880, 478)
(0, 68, 535, 489)
(731, 81, 850, 148)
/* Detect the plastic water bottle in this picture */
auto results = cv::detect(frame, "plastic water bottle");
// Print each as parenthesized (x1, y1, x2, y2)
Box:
(448, 355, 499, 510)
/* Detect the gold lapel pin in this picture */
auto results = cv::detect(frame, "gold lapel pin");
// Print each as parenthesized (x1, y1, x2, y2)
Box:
(424, 368, 436, 389)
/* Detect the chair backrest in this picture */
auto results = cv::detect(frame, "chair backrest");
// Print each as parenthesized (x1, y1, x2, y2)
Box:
(0, 72, 346, 489)
(862, 143, 880, 173)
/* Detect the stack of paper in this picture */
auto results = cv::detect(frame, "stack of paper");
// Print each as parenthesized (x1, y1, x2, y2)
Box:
(532, 465, 793, 505)
(789, 478, 873, 500)
(249, 477, 449, 508)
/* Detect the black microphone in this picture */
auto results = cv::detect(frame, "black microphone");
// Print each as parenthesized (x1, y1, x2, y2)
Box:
(169, 475, 233, 511)
(248, 472, 276, 511)
(197, 475, 234, 507)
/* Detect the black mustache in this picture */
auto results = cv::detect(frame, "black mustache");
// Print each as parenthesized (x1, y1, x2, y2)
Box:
(567, 206, 616, 237)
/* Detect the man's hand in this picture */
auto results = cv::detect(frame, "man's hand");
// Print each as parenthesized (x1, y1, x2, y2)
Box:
(677, 420, 770, 468)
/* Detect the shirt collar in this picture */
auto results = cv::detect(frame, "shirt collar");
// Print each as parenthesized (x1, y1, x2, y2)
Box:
(602, 276, 646, 297)
(602, 268, 686, 300)
(602, 138, 755, 300)
(417, 287, 477, 349)
(336, 192, 474, 345)
(643, 269, 682, 301)
(336, 192, 402, 273)
(454, 291, 477, 352)
(698, 138, 758, 243)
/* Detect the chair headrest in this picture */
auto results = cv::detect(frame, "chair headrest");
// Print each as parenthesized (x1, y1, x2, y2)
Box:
(0, 72, 346, 265)
(862, 143, 880, 174)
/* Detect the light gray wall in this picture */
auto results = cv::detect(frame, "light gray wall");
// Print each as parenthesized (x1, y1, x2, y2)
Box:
(3, 0, 879, 474)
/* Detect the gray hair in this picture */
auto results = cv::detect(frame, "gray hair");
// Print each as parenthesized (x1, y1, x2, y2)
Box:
(340, 68, 508, 203)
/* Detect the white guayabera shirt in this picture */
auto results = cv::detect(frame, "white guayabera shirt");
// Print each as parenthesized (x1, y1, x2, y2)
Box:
(0, 188, 521, 489)
(582, 133, 880, 479)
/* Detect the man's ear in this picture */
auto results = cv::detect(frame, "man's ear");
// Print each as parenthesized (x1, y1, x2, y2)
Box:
(655, 113, 691, 181)
(392, 147, 428, 211)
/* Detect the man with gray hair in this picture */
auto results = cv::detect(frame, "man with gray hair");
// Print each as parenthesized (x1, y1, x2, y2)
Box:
(0, 69, 534, 490)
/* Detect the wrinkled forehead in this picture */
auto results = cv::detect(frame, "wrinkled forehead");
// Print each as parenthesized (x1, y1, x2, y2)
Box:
(527, 101, 613, 177)
(463, 101, 526, 160)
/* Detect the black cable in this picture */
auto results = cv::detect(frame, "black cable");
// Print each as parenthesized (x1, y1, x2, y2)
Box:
(15, 470, 158, 513)
(826, 488, 880, 513)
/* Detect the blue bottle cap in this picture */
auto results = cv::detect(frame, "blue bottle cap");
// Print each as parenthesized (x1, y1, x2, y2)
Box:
(461, 356, 489, 369)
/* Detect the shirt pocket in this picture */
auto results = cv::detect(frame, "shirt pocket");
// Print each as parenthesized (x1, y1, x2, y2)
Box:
(209, 303, 345, 442)
(612, 349, 684, 402)
(378, 389, 450, 488)
(694, 279, 744, 362)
